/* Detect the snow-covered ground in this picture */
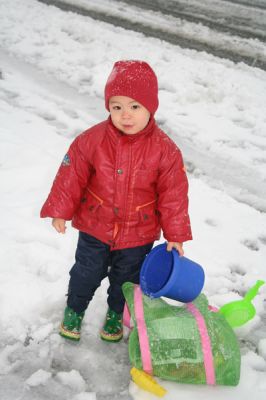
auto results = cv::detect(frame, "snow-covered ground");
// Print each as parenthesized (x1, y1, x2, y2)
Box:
(39, 0, 266, 68)
(0, 1, 266, 399)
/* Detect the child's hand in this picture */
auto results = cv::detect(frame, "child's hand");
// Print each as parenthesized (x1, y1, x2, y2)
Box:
(52, 218, 67, 234)
(166, 242, 184, 256)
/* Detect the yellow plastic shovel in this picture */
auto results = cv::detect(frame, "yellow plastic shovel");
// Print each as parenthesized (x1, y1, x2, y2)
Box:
(130, 367, 167, 397)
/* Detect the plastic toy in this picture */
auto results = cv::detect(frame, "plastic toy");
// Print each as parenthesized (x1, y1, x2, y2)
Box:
(219, 280, 265, 328)
(140, 243, 205, 302)
(130, 367, 167, 397)
(123, 282, 240, 386)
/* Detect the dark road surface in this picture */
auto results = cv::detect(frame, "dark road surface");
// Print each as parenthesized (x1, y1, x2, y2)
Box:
(37, 0, 266, 69)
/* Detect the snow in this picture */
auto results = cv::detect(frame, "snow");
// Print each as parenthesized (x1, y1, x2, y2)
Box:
(51, 0, 266, 62)
(73, 393, 97, 400)
(0, 0, 266, 399)
(25, 369, 52, 387)
(56, 369, 87, 391)
(258, 338, 266, 360)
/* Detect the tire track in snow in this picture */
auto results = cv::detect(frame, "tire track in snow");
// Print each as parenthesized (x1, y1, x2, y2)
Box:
(37, 0, 266, 70)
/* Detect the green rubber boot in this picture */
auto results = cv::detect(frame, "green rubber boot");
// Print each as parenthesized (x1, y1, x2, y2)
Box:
(60, 306, 85, 341)
(100, 308, 123, 342)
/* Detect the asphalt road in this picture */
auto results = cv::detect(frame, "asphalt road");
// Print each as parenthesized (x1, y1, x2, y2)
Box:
(37, 0, 266, 69)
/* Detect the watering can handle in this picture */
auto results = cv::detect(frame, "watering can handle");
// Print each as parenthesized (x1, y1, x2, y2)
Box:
(244, 280, 265, 302)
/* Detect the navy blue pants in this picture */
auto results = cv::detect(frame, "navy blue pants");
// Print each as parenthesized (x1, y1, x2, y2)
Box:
(67, 232, 153, 314)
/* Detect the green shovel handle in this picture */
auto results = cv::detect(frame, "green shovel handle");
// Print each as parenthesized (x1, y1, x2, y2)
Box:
(244, 280, 265, 302)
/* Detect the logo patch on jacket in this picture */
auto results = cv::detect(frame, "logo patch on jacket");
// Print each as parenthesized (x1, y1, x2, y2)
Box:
(62, 154, 70, 166)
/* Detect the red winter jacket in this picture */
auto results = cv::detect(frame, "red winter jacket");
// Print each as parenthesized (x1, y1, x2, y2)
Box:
(40, 116, 192, 249)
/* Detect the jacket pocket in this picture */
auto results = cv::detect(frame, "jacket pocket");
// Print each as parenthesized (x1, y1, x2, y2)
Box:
(72, 188, 103, 226)
(84, 188, 116, 224)
(136, 199, 159, 238)
(87, 189, 103, 210)
(85, 188, 103, 218)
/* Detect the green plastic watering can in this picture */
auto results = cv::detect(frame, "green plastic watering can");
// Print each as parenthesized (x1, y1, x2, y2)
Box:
(219, 280, 265, 328)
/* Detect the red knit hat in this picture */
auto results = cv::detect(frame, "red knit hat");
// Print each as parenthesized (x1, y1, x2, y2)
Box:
(105, 60, 159, 114)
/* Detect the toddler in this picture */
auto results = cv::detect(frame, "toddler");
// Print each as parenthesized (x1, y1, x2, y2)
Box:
(41, 60, 192, 342)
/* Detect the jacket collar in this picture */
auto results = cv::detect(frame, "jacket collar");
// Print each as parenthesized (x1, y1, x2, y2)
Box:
(106, 115, 155, 142)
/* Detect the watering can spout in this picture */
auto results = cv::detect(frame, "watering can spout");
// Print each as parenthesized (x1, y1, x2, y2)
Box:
(244, 280, 265, 302)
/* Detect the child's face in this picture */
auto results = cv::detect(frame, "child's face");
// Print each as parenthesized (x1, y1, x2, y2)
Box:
(109, 96, 150, 135)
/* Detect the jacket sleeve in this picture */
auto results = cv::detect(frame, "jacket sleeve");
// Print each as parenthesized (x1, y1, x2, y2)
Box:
(40, 134, 91, 220)
(156, 139, 192, 243)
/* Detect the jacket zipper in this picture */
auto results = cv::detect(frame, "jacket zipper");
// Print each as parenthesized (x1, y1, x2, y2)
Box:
(88, 188, 118, 244)
(115, 143, 133, 248)
(87, 188, 104, 205)
(113, 222, 119, 239)
(136, 199, 156, 212)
